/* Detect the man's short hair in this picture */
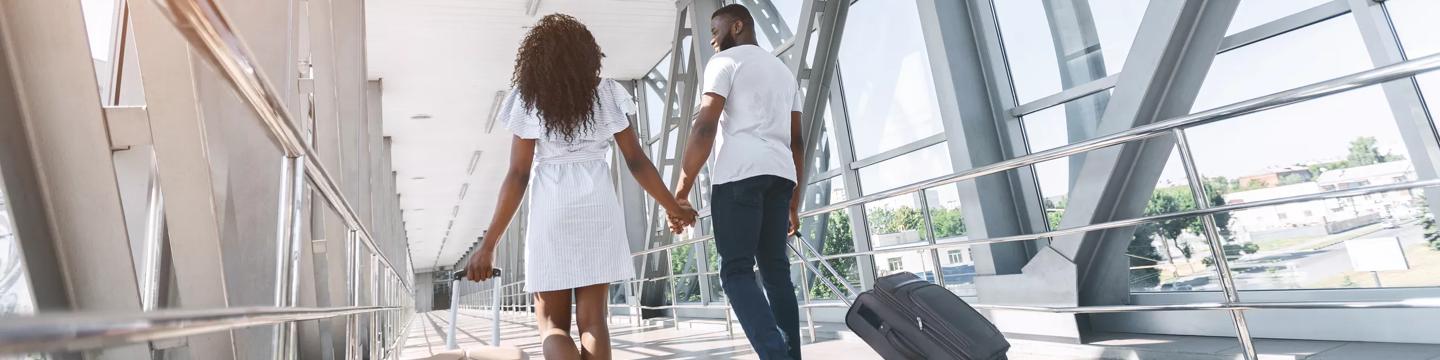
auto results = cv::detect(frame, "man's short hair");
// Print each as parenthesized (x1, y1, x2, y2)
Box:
(712, 4, 755, 33)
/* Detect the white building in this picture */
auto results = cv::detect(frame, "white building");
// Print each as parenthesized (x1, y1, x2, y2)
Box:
(1227, 161, 1419, 240)
(1315, 161, 1420, 219)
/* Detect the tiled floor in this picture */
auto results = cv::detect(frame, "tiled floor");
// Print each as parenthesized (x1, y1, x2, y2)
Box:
(401, 310, 1440, 360)
(400, 310, 880, 360)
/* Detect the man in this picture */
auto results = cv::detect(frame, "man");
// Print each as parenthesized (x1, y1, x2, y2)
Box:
(671, 4, 805, 360)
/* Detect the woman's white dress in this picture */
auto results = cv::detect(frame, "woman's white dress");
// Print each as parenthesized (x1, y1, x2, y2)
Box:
(502, 79, 638, 293)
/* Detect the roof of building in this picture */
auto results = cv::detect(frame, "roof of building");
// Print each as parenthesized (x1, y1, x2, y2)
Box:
(1315, 161, 1413, 184)
(1225, 182, 1323, 203)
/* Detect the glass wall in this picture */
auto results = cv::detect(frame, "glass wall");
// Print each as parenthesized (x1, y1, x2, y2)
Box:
(0, 175, 35, 316)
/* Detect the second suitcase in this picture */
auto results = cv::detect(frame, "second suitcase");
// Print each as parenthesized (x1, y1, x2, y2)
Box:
(844, 272, 1010, 360)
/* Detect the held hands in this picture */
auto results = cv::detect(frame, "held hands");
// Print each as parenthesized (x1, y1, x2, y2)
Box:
(668, 199, 698, 234)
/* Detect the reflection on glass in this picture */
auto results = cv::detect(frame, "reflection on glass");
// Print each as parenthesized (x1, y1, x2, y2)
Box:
(1227, 0, 1333, 36)
(808, 103, 843, 177)
(708, 274, 725, 301)
(801, 177, 845, 213)
(1195, 16, 1370, 110)
(643, 78, 666, 137)
(675, 275, 702, 303)
(865, 194, 929, 249)
(0, 176, 37, 316)
(857, 143, 953, 195)
(1384, 0, 1440, 59)
(994, 0, 1146, 104)
(806, 256, 860, 300)
(837, 0, 945, 159)
(937, 246, 978, 297)
(924, 185, 967, 241)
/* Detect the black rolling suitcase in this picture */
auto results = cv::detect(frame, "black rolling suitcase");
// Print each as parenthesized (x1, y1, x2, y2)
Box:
(789, 235, 1010, 360)
(845, 272, 1010, 360)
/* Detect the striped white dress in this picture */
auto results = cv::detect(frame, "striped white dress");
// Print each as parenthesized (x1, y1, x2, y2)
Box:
(502, 79, 637, 293)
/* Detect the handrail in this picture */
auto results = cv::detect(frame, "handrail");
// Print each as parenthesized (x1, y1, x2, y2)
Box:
(796, 52, 1440, 218)
(974, 298, 1440, 313)
(630, 52, 1440, 262)
(149, 0, 410, 290)
(0, 306, 397, 355)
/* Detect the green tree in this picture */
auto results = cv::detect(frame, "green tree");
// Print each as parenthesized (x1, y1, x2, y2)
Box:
(867, 206, 925, 235)
(1347, 136, 1385, 166)
(1129, 223, 1162, 289)
(1423, 214, 1440, 251)
(810, 212, 857, 299)
(929, 207, 967, 239)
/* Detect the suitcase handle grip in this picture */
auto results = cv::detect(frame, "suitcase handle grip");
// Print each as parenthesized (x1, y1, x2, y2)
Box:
(882, 325, 926, 360)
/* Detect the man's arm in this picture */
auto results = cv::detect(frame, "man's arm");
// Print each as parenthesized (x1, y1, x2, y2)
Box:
(788, 110, 804, 235)
(674, 93, 726, 204)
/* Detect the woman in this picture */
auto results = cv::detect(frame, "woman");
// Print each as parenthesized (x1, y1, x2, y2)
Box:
(464, 14, 695, 360)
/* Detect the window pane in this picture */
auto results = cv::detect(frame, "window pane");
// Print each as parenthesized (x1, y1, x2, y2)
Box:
(81, 0, 120, 101)
(805, 256, 860, 300)
(1386, 0, 1440, 59)
(1184, 76, 1432, 291)
(1195, 16, 1371, 110)
(675, 275, 702, 303)
(838, 0, 945, 159)
(671, 244, 699, 275)
(995, 0, 1147, 104)
(865, 194, 929, 249)
(938, 246, 978, 297)
(800, 209, 854, 258)
(875, 249, 935, 282)
(707, 273, 726, 301)
(0, 174, 36, 316)
(924, 185, 968, 241)
(643, 79, 666, 138)
(1020, 90, 1112, 153)
(857, 143, 953, 195)
(1226, 0, 1332, 36)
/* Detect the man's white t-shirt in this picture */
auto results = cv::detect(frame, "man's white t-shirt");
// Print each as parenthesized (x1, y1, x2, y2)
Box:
(701, 44, 803, 186)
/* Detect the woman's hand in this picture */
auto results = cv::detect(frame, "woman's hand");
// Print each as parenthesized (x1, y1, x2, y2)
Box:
(668, 199, 698, 234)
(465, 249, 497, 282)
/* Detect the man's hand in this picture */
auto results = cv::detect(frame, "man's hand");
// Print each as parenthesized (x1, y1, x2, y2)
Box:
(788, 207, 801, 236)
(669, 199, 698, 234)
(465, 249, 496, 282)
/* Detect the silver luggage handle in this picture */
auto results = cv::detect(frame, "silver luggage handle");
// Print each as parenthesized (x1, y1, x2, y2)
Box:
(448, 269, 504, 350)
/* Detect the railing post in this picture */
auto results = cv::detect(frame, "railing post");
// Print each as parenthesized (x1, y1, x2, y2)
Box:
(446, 276, 460, 351)
(1174, 128, 1257, 359)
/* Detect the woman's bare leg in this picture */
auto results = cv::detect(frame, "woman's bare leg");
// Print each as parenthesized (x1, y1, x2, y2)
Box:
(535, 289, 580, 360)
(573, 284, 612, 360)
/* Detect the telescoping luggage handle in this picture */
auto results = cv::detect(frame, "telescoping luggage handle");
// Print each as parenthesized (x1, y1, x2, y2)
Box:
(790, 234, 860, 307)
(447, 268, 503, 350)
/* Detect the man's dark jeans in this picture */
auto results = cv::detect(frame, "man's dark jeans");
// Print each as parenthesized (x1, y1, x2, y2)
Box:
(712, 175, 800, 360)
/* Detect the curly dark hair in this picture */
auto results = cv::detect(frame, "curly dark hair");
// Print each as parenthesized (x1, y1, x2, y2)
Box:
(512, 14, 604, 142)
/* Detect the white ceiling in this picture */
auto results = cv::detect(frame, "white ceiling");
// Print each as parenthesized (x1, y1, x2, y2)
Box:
(365, 0, 676, 272)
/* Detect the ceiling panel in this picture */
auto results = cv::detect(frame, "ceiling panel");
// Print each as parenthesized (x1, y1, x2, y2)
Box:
(366, 0, 676, 271)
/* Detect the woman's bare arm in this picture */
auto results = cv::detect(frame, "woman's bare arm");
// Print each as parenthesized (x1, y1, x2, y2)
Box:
(466, 135, 536, 281)
(614, 126, 694, 230)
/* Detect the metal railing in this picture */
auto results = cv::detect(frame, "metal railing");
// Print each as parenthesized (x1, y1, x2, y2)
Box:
(150, 0, 410, 291)
(0, 306, 396, 355)
(0, 0, 416, 357)
(453, 50, 1440, 359)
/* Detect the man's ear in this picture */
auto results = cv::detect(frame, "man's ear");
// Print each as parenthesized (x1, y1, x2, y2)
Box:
(731, 20, 744, 37)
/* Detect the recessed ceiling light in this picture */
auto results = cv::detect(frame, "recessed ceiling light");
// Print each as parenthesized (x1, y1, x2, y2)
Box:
(413, 209, 425, 212)
(411, 114, 432, 120)
(411, 176, 426, 180)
